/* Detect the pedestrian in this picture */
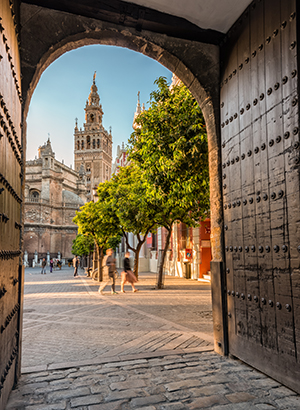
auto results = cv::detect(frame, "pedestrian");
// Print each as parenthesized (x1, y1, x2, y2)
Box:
(49, 258, 53, 273)
(73, 255, 79, 277)
(102, 249, 109, 279)
(106, 249, 117, 294)
(41, 258, 46, 274)
(121, 252, 138, 293)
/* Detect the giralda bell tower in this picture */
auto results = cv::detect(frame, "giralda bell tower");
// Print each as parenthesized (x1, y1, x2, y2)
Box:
(74, 72, 112, 201)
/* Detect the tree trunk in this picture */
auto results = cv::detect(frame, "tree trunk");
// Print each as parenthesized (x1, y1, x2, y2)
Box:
(95, 244, 103, 282)
(156, 226, 172, 289)
(123, 232, 148, 279)
(99, 246, 103, 282)
(95, 242, 100, 281)
(92, 241, 97, 279)
(132, 241, 143, 279)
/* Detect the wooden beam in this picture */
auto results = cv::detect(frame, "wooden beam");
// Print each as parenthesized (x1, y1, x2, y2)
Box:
(20, 0, 224, 45)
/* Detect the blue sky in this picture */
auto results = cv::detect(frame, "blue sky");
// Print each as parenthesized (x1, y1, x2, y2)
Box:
(26, 45, 172, 168)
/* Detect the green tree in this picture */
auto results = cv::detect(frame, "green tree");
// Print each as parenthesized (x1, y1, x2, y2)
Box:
(110, 164, 157, 277)
(73, 198, 122, 281)
(129, 77, 209, 288)
(72, 233, 94, 268)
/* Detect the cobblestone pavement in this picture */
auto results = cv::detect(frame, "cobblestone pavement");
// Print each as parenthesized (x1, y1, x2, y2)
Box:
(20, 267, 214, 371)
(6, 267, 300, 409)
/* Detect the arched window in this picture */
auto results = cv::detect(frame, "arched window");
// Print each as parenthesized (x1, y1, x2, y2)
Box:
(30, 190, 40, 202)
(77, 141, 80, 150)
(97, 139, 100, 148)
(81, 140, 84, 150)
(87, 136, 90, 149)
(93, 139, 95, 149)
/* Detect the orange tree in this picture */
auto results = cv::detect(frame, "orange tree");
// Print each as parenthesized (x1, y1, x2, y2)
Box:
(129, 77, 209, 288)
(72, 233, 94, 268)
(108, 163, 157, 277)
(73, 198, 122, 281)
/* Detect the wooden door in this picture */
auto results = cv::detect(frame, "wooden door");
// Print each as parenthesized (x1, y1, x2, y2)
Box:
(0, 1, 23, 408)
(220, 0, 300, 393)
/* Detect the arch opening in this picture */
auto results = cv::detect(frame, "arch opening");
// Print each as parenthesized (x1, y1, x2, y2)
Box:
(21, 19, 223, 263)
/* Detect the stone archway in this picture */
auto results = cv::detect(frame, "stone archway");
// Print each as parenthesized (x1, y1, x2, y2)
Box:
(20, 3, 223, 271)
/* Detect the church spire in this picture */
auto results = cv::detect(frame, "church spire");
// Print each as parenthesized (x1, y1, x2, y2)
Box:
(84, 73, 103, 126)
(133, 91, 142, 129)
(88, 73, 100, 107)
(136, 91, 141, 116)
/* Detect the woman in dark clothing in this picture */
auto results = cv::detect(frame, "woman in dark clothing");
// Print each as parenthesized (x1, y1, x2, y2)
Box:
(121, 252, 138, 293)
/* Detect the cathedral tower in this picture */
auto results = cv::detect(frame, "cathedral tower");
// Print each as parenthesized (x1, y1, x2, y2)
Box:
(74, 73, 112, 201)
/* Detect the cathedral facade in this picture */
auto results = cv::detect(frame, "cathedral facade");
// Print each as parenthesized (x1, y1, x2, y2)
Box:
(74, 73, 112, 201)
(23, 139, 87, 266)
(23, 74, 113, 266)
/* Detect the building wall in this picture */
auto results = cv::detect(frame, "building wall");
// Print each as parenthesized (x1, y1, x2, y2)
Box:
(23, 141, 86, 264)
(149, 220, 212, 280)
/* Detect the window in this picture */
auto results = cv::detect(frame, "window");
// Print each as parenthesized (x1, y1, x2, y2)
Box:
(77, 141, 80, 150)
(30, 190, 39, 202)
(81, 140, 84, 150)
(87, 136, 90, 149)
(97, 139, 100, 148)
(93, 139, 95, 149)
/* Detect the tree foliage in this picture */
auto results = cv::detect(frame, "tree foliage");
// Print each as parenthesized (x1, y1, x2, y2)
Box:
(72, 234, 94, 257)
(110, 164, 157, 276)
(73, 194, 122, 281)
(129, 77, 209, 287)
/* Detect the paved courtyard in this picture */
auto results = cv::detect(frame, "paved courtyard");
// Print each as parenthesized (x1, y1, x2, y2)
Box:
(6, 266, 300, 409)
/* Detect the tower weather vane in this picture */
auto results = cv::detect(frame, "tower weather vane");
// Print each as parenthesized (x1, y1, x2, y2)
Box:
(93, 71, 96, 83)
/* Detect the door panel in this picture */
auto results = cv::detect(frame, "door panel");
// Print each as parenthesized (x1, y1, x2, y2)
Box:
(0, 1, 23, 408)
(221, 0, 300, 393)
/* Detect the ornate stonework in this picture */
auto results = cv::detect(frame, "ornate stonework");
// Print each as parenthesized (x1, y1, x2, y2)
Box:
(74, 73, 112, 200)
(24, 139, 87, 264)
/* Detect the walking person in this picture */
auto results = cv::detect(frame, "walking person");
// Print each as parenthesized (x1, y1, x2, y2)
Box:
(121, 252, 138, 293)
(73, 255, 79, 277)
(41, 258, 46, 274)
(49, 258, 53, 273)
(106, 249, 117, 294)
